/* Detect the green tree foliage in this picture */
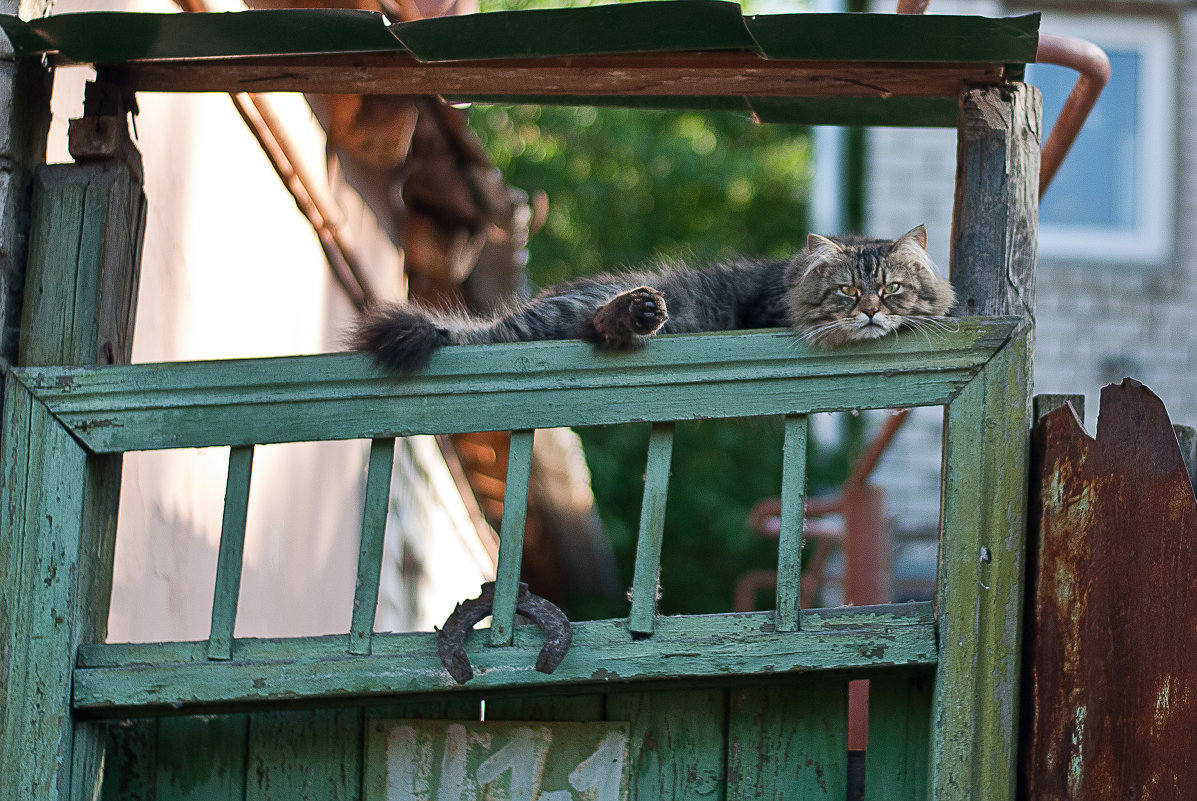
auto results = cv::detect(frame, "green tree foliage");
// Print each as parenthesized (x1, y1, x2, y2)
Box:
(472, 104, 812, 283)
(468, 102, 862, 619)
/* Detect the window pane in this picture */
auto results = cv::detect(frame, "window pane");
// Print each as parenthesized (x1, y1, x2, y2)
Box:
(1033, 50, 1140, 230)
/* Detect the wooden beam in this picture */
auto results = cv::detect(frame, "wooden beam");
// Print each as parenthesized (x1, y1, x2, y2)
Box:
(101, 54, 1008, 98)
(950, 84, 1041, 318)
(14, 318, 1018, 453)
(72, 603, 936, 713)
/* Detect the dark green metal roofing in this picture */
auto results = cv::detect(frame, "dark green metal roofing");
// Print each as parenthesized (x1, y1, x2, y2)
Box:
(0, 5, 1038, 65)
(0, 4, 1040, 127)
(396, 1, 758, 61)
(0, 9, 404, 64)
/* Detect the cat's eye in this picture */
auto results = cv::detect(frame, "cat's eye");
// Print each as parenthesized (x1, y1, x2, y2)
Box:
(838, 285, 860, 297)
(882, 282, 902, 295)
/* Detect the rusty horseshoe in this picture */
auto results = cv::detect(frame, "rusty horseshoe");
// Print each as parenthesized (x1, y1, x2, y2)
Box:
(436, 581, 573, 684)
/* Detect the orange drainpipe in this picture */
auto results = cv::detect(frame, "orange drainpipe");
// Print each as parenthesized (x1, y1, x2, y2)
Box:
(900, 0, 1111, 198)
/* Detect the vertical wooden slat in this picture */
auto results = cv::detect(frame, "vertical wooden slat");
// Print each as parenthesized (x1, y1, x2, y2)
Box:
(246, 709, 362, 801)
(207, 445, 254, 661)
(728, 679, 848, 799)
(155, 715, 248, 801)
(628, 422, 675, 636)
(99, 720, 160, 801)
(607, 688, 726, 800)
(349, 437, 396, 655)
(933, 331, 1030, 801)
(490, 429, 535, 647)
(863, 675, 932, 801)
(1033, 393, 1084, 428)
(775, 413, 808, 632)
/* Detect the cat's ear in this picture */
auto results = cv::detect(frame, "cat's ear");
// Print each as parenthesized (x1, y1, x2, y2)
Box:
(802, 234, 843, 275)
(806, 233, 843, 254)
(895, 225, 929, 251)
(893, 224, 939, 276)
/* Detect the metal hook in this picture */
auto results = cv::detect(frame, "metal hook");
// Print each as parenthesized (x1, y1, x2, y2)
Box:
(436, 581, 573, 684)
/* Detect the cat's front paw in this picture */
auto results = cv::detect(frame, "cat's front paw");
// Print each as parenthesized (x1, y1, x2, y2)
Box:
(592, 285, 669, 348)
(624, 286, 669, 335)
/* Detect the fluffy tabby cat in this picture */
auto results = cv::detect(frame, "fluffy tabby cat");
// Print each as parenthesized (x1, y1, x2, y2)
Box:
(356, 225, 955, 372)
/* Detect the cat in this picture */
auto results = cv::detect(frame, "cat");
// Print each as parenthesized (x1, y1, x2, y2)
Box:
(355, 225, 956, 372)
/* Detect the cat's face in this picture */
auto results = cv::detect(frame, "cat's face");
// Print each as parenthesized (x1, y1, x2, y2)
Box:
(784, 225, 956, 347)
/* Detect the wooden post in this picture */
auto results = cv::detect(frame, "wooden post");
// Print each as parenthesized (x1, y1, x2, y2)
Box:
(950, 84, 1041, 319)
(0, 55, 52, 368)
(0, 80, 146, 800)
(932, 82, 1039, 801)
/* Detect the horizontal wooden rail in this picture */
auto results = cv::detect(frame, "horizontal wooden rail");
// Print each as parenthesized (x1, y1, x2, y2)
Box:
(14, 319, 1017, 454)
(73, 603, 936, 713)
(102, 53, 1010, 99)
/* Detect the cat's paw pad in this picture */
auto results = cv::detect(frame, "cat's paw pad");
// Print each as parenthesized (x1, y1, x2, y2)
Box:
(625, 286, 668, 334)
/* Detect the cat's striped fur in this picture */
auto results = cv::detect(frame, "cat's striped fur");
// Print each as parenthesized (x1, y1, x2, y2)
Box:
(355, 225, 956, 372)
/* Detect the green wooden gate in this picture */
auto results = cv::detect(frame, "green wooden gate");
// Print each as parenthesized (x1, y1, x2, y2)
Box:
(3, 319, 1031, 799)
(0, 7, 1040, 800)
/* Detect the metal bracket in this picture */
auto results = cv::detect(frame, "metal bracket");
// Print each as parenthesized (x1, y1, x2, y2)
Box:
(436, 581, 573, 684)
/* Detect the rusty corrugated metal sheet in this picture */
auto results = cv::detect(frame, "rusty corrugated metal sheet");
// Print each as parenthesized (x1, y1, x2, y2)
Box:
(1023, 379, 1197, 799)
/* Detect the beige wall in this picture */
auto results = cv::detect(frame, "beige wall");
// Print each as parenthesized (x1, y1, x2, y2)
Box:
(48, 0, 494, 643)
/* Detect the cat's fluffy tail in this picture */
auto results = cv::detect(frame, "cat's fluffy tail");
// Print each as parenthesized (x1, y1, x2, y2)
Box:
(354, 303, 466, 373)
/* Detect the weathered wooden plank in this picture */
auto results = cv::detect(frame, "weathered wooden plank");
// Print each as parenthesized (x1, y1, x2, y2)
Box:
(1032, 393, 1083, 427)
(950, 84, 1040, 318)
(484, 691, 604, 722)
(363, 719, 630, 800)
(367, 698, 482, 723)
(628, 422, 675, 636)
(606, 688, 726, 800)
(246, 709, 362, 801)
(99, 720, 159, 801)
(932, 328, 1030, 801)
(1022, 380, 1197, 799)
(105, 53, 1009, 99)
(18, 319, 1018, 454)
(728, 679, 847, 799)
(0, 379, 94, 799)
(154, 715, 248, 800)
(19, 160, 144, 367)
(775, 413, 808, 632)
(73, 603, 936, 712)
(349, 437, 396, 655)
(208, 445, 254, 661)
(491, 429, 535, 647)
(863, 675, 931, 801)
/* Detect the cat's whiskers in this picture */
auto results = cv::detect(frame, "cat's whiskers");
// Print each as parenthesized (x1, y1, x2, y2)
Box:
(898, 315, 960, 347)
(799, 317, 856, 345)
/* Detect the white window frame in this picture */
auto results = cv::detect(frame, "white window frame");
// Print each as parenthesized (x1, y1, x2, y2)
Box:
(1029, 13, 1175, 264)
